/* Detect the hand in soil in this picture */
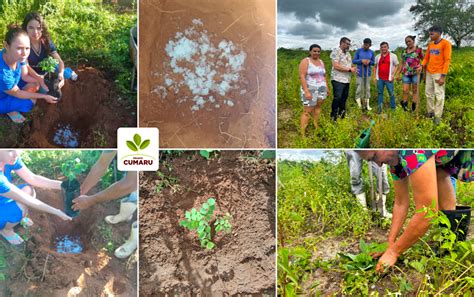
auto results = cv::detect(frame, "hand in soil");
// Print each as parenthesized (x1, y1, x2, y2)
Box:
(55, 209, 73, 221)
(72, 195, 95, 211)
(375, 248, 399, 272)
(43, 94, 59, 104)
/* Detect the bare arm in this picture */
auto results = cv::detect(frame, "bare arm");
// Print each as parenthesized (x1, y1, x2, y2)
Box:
(72, 171, 138, 211)
(15, 166, 61, 190)
(388, 178, 410, 244)
(50, 52, 65, 75)
(392, 156, 438, 255)
(2, 186, 70, 220)
(80, 151, 117, 195)
(299, 58, 310, 96)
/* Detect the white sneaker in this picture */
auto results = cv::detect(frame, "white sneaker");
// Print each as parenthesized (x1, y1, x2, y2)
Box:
(70, 71, 78, 81)
(115, 221, 137, 259)
(356, 193, 367, 209)
(366, 99, 372, 111)
(356, 98, 362, 108)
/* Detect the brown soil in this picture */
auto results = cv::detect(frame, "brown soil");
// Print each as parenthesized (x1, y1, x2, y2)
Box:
(139, 151, 276, 295)
(3, 188, 137, 296)
(139, 0, 275, 148)
(0, 67, 136, 148)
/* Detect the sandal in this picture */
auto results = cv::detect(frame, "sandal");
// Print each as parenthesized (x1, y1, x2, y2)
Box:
(7, 112, 25, 124)
(0, 230, 24, 245)
(20, 217, 34, 228)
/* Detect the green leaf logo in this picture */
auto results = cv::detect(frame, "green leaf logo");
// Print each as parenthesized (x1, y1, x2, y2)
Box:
(126, 133, 151, 152)
(126, 140, 138, 151)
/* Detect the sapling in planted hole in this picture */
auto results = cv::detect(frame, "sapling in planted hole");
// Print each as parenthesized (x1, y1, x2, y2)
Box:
(39, 56, 62, 100)
(61, 158, 87, 217)
(180, 198, 232, 249)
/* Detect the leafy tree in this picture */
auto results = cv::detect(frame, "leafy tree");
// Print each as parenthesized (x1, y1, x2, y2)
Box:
(410, 0, 474, 48)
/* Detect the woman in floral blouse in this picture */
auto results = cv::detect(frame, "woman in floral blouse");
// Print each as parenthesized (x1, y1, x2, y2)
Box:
(356, 150, 472, 271)
(397, 36, 424, 112)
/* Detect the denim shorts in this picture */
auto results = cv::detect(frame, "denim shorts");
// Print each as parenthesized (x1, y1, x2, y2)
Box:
(402, 74, 419, 84)
(300, 86, 327, 107)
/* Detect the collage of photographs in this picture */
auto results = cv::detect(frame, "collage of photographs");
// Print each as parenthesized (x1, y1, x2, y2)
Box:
(0, 0, 472, 296)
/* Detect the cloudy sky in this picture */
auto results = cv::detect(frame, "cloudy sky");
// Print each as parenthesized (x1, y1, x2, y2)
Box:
(278, 0, 420, 50)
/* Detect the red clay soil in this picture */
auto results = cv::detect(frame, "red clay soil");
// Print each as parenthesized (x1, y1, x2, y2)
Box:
(139, 0, 275, 148)
(3, 188, 137, 296)
(139, 151, 276, 295)
(0, 67, 136, 148)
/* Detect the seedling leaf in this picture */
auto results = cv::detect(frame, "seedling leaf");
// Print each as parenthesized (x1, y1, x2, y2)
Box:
(140, 139, 150, 150)
(133, 134, 142, 146)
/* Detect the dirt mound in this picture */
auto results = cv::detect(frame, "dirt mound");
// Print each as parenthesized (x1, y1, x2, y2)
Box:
(139, 0, 275, 148)
(139, 151, 276, 295)
(0, 67, 136, 148)
(4, 188, 137, 296)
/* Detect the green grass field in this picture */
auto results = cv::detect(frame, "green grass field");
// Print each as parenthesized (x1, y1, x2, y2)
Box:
(278, 47, 474, 148)
(277, 152, 474, 295)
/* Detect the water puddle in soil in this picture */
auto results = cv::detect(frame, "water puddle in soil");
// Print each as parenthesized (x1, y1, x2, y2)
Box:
(55, 235, 83, 254)
(53, 124, 80, 148)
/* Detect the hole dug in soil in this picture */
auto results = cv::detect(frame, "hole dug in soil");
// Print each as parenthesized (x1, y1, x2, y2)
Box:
(27, 67, 132, 148)
(5, 188, 137, 296)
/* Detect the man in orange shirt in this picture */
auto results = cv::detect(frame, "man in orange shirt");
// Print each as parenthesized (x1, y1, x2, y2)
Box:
(418, 25, 452, 125)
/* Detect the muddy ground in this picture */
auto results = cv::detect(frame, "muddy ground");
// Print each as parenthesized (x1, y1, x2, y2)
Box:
(139, 151, 276, 295)
(0, 188, 137, 296)
(139, 0, 275, 148)
(0, 67, 136, 148)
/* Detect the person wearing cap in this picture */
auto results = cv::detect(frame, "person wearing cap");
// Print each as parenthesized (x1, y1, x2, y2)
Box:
(353, 38, 375, 110)
(373, 42, 400, 113)
(330, 37, 357, 120)
(417, 25, 452, 125)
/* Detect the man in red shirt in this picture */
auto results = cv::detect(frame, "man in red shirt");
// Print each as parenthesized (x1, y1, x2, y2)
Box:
(373, 42, 400, 113)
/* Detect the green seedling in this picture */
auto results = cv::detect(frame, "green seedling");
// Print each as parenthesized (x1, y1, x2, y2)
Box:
(199, 150, 215, 160)
(338, 239, 388, 271)
(61, 158, 88, 181)
(180, 198, 232, 249)
(38, 56, 58, 79)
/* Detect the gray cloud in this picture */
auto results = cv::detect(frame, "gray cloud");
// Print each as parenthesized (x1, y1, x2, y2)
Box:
(278, 0, 405, 30)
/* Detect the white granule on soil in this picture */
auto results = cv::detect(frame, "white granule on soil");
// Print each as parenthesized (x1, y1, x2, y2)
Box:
(158, 19, 246, 112)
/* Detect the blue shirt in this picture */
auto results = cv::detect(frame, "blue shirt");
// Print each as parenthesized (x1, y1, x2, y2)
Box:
(353, 48, 375, 77)
(0, 50, 26, 99)
(0, 157, 24, 194)
(28, 39, 57, 74)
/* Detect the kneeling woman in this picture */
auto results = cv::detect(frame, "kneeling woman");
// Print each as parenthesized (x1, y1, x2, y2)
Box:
(0, 150, 71, 245)
(299, 44, 330, 136)
(357, 150, 472, 271)
(1, 25, 58, 123)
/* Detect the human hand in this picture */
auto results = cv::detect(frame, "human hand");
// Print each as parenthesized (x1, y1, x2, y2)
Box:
(55, 209, 72, 221)
(435, 76, 445, 86)
(351, 66, 357, 74)
(304, 91, 312, 100)
(375, 247, 399, 272)
(43, 95, 58, 104)
(396, 75, 402, 81)
(72, 195, 95, 211)
(416, 66, 422, 74)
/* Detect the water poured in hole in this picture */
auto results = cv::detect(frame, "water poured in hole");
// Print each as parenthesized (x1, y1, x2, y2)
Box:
(53, 124, 80, 148)
(55, 235, 83, 254)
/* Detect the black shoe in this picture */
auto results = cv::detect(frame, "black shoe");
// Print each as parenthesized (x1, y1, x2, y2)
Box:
(411, 102, 416, 112)
(401, 101, 408, 111)
(426, 112, 435, 118)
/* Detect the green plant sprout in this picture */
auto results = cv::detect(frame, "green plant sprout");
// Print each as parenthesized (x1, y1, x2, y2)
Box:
(199, 150, 215, 160)
(179, 198, 232, 249)
(127, 133, 150, 152)
(38, 56, 58, 76)
(338, 239, 388, 271)
(61, 158, 87, 181)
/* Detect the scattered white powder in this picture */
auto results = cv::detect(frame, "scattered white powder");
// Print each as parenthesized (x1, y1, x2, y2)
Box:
(157, 19, 246, 112)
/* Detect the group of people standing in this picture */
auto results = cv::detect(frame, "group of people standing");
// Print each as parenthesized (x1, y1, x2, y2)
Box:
(299, 25, 452, 135)
(0, 12, 77, 123)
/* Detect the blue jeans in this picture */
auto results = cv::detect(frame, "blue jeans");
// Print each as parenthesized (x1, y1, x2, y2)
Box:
(377, 80, 395, 110)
